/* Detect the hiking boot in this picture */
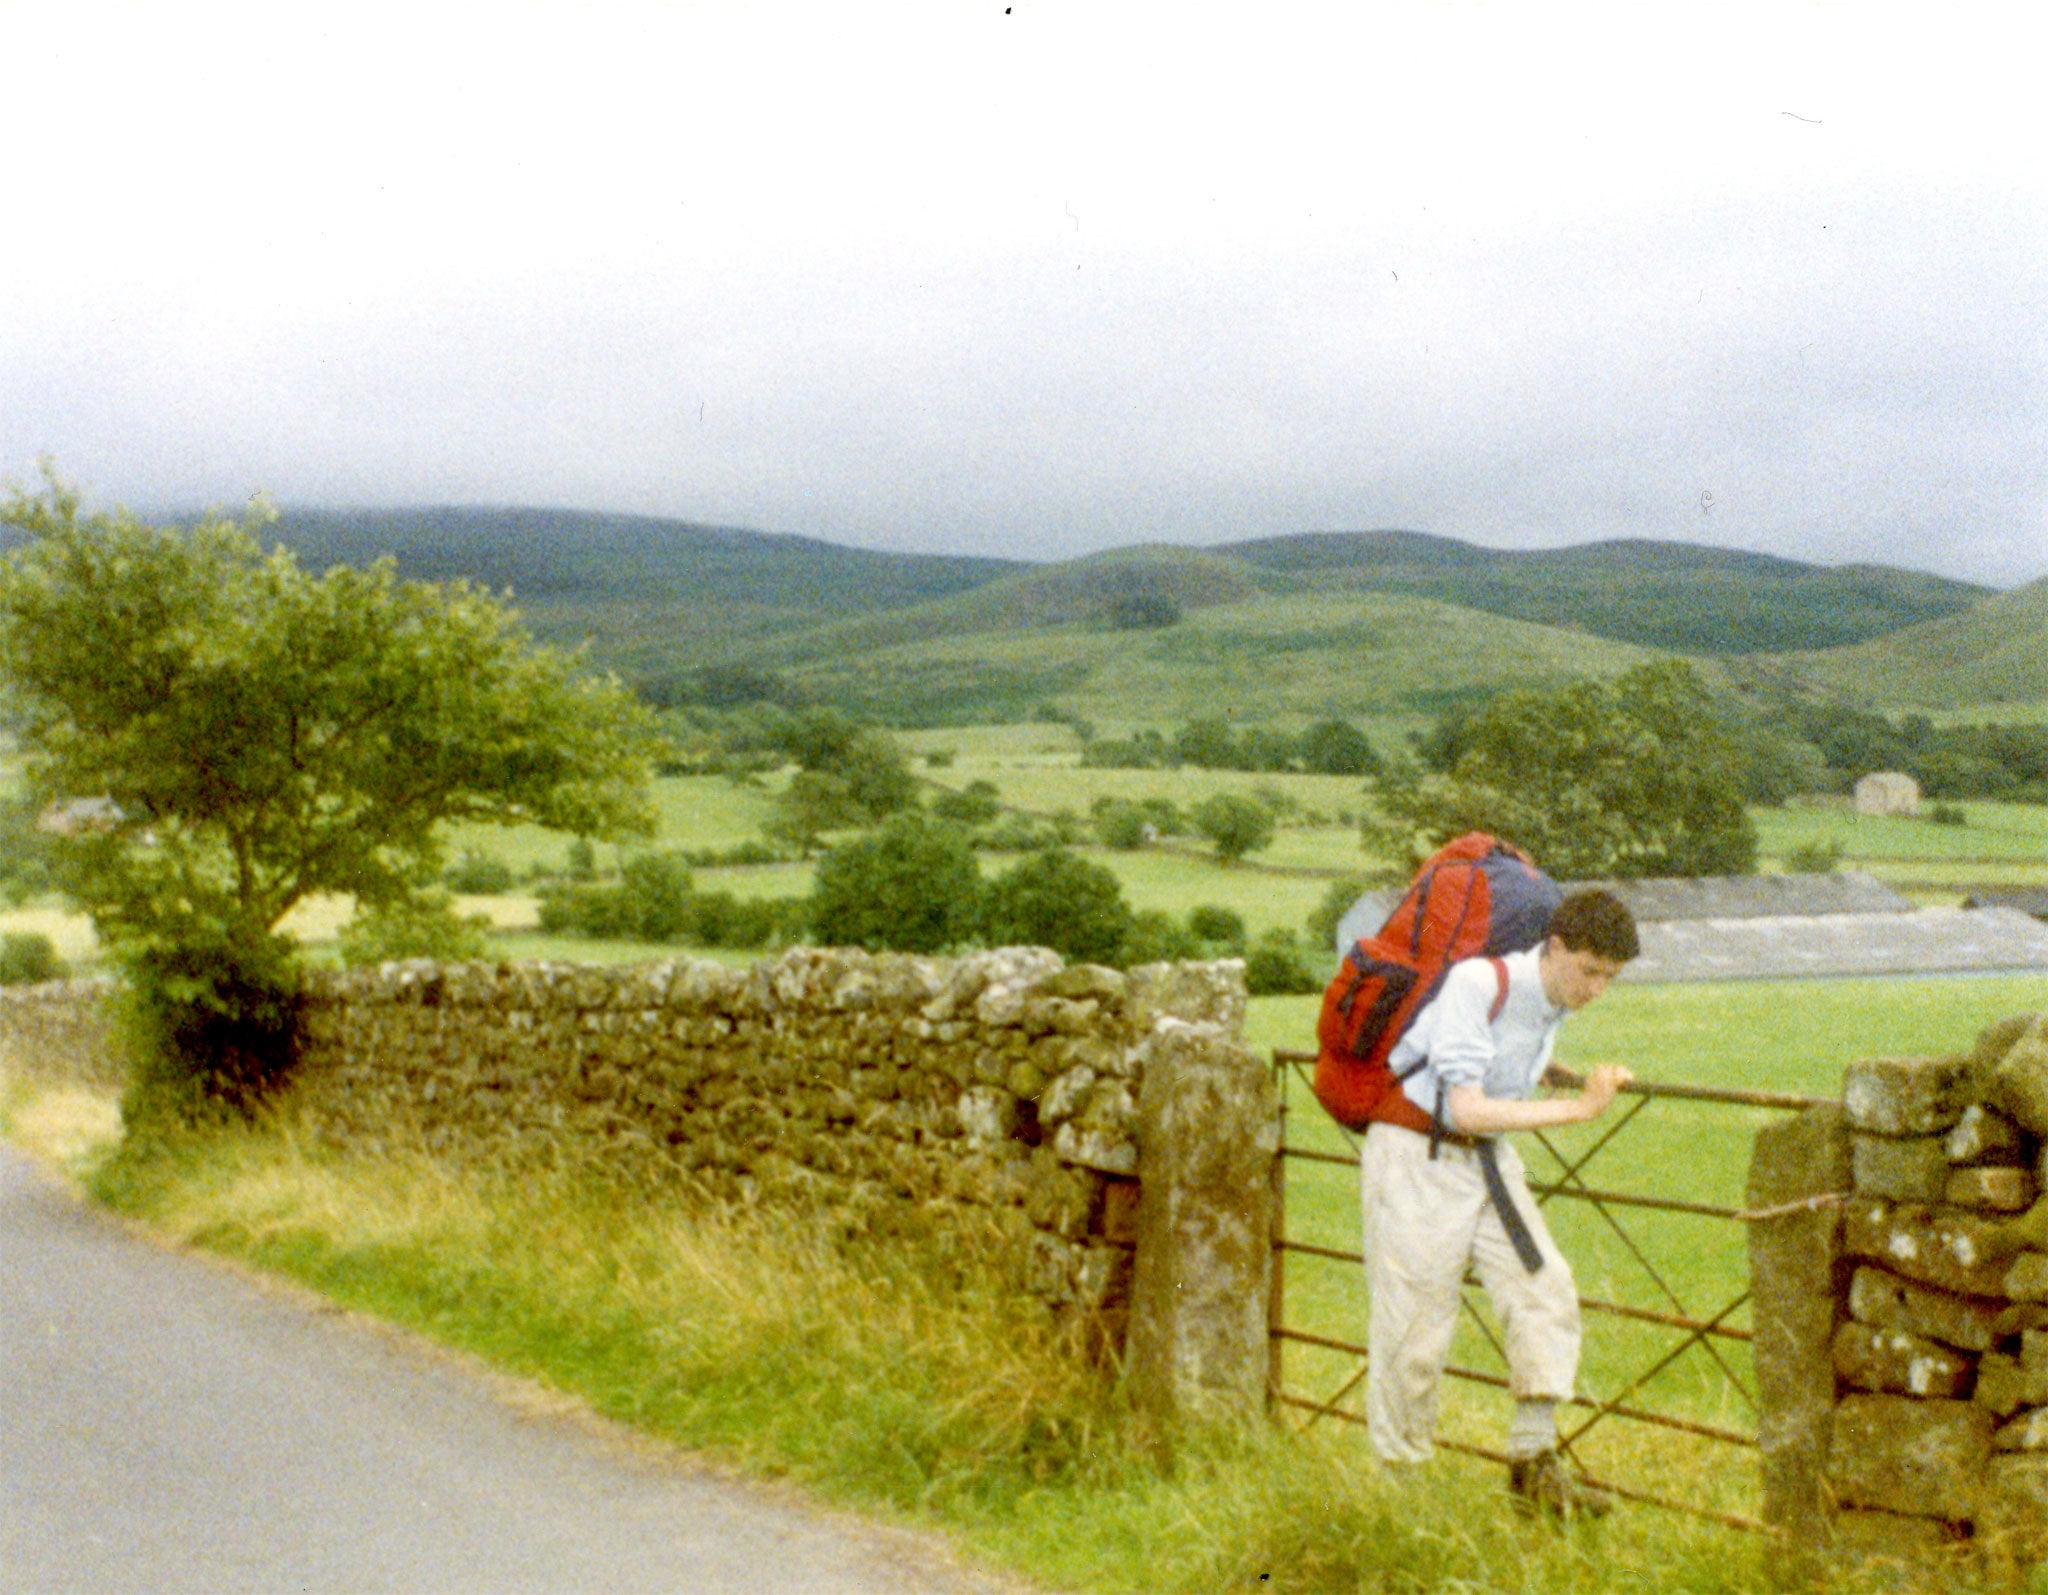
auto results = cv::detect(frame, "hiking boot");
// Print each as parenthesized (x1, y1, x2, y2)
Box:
(1507, 1450, 1614, 1519)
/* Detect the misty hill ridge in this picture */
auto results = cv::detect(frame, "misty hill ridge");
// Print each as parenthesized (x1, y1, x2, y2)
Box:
(251, 507, 1991, 666)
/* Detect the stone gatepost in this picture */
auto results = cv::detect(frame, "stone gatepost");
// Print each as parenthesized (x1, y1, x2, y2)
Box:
(1125, 1017, 1279, 1431)
(1746, 1102, 1852, 1548)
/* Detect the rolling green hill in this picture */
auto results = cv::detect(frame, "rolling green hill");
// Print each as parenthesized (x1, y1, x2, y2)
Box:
(766, 586, 1667, 732)
(1218, 532, 1988, 653)
(17, 500, 2016, 725)
(264, 507, 1025, 673)
(1759, 577, 2048, 712)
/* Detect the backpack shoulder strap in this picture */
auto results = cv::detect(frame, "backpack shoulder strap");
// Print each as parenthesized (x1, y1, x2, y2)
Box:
(1486, 956, 1510, 1023)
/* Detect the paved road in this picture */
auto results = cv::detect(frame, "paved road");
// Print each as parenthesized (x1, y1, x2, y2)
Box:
(0, 1148, 1010, 1594)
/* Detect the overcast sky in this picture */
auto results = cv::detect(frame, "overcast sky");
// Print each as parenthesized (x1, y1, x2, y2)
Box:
(5, 3, 2044, 585)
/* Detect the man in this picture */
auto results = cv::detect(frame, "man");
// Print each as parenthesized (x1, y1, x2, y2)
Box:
(1360, 886, 1639, 1515)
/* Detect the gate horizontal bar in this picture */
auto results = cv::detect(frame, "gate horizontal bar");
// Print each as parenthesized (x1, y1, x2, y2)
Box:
(1273, 1349, 1752, 1448)
(1271, 1049, 1832, 1112)
(1276, 1164, 1753, 1219)
(1271, 1393, 1766, 1533)
(1269, 1266, 1751, 1341)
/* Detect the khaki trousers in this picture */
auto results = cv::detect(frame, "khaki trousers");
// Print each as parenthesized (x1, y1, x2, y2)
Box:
(1360, 1122, 1581, 1464)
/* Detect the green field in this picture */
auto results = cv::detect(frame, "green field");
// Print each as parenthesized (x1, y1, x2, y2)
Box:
(1247, 972, 2048, 1522)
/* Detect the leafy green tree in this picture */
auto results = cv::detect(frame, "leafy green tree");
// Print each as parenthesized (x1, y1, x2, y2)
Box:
(337, 893, 493, 966)
(1299, 718, 1382, 777)
(810, 813, 981, 953)
(930, 779, 1002, 828)
(1371, 661, 1757, 879)
(1192, 792, 1276, 865)
(1091, 798, 1149, 850)
(981, 848, 1134, 966)
(0, 474, 652, 1115)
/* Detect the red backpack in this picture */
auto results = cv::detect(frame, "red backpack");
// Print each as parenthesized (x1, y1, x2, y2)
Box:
(1313, 833, 1561, 1133)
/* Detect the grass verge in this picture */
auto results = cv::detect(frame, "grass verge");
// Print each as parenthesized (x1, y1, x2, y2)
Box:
(5, 1066, 2041, 1593)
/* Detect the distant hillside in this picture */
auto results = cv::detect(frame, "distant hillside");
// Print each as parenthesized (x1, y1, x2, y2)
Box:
(1218, 531, 1989, 653)
(1762, 577, 2048, 711)
(765, 587, 1667, 730)
(264, 507, 1024, 668)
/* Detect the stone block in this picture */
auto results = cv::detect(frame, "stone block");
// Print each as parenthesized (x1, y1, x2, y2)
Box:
(1843, 1055, 1976, 1136)
(1038, 1065, 1095, 1127)
(1832, 1320, 1974, 1397)
(1829, 1395, 1992, 1522)
(1034, 963, 1128, 1005)
(1852, 1134, 1953, 1202)
(1945, 1166, 2037, 1212)
(2008, 1251, 2048, 1303)
(1843, 1201, 2016, 1297)
(1973, 1354, 2048, 1417)
(957, 1086, 1021, 1146)
(1050, 1122, 1136, 1177)
(1996, 1303, 2048, 1337)
(1124, 960, 1247, 1037)
(1981, 1454, 2048, 1564)
(1848, 1266, 2003, 1353)
(1995, 1407, 2048, 1451)
(1997, 1195, 2048, 1254)
(1991, 1023, 2048, 1136)
(1945, 1103, 2027, 1165)
(1973, 1012, 2046, 1079)
(1125, 1019, 1277, 1429)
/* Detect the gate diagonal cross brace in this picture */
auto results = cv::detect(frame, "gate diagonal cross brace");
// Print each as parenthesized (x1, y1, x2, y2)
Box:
(1269, 1048, 1801, 1527)
(1529, 1118, 1760, 1417)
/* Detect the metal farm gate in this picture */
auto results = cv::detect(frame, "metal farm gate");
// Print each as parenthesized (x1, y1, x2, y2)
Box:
(1267, 1047, 1831, 1531)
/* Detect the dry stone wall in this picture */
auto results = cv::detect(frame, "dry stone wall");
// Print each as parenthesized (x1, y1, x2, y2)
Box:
(1, 949, 1277, 1406)
(0, 977, 123, 1091)
(286, 948, 1258, 1354)
(1749, 1012, 2048, 1565)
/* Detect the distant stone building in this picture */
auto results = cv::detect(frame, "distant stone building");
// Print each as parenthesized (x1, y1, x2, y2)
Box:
(1854, 771, 1920, 817)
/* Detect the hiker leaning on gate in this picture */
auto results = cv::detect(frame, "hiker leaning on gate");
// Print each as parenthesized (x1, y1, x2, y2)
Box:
(1361, 887, 1640, 1517)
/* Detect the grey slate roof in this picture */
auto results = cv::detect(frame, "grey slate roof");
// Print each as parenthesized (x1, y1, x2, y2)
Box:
(1329, 873, 2047, 982)
(1961, 889, 2048, 923)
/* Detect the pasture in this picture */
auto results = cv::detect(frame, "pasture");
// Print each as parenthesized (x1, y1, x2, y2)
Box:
(1248, 972, 2048, 1523)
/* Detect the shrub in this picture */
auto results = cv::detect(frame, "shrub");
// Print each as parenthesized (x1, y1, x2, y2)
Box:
(565, 837, 597, 881)
(119, 934, 303, 1130)
(0, 930, 65, 985)
(982, 813, 1064, 853)
(811, 813, 982, 953)
(1929, 802, 1969, 827)
(443, 849, 515, 894)
(931, 780, 1002, 828)
(981, 848, 1134, 966)
(1119, 909, 1200, 966)
(338, 894, 493, 966)
(536, 881, 637, 939)
(1186, 905, 1247, 955)
(1244, 929, 1323, 996)
(1784, 840, 1845, 874)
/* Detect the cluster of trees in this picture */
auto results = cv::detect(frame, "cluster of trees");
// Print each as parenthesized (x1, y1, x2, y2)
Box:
(1789, 703, 2048, 802)
(537, 851, 807, 951)
(1082, 717, 1381, 776)
(1375, 661, 1759, 879)
(807, 814, 1321, 990)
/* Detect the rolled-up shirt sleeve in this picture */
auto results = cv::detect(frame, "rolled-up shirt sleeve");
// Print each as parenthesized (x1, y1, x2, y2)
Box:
(1423, 960, 1499, 1091)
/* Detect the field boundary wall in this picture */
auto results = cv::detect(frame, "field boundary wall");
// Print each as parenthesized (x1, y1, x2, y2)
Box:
(0, 949, 1278, 1422)
(1748, 1011, 2048, 1569)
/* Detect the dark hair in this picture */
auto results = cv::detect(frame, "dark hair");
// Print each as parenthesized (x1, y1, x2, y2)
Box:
(1547, 888, 1639, 963)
